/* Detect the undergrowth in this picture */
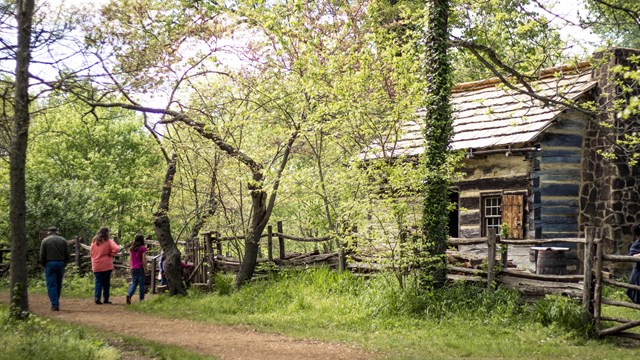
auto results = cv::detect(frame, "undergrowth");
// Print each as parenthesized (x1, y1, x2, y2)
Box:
(0, 306, 119, 360)
(138, 268, 606, 359)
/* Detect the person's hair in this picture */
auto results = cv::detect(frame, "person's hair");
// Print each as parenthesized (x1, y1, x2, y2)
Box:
(633, 223, 640, 239)
(92, 227, 110, 245)
(130, 234, 145, 252)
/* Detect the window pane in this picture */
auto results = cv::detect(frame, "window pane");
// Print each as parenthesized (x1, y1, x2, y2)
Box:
(483, 196, 502, 236)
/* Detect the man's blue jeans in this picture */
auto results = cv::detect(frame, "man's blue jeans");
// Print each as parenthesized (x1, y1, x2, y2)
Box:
(93, 270, 112, 302)
(45, 261, 65, 307)
(127, 268, 146, 300)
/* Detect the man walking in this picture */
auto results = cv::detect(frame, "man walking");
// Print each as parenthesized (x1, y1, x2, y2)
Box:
(39, 226, 70, 311)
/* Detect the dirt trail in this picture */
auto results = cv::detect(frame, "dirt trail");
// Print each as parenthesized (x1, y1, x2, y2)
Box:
(0, 293, 377, 360)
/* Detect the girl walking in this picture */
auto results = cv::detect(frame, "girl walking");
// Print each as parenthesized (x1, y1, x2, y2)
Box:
(127, 234, 148, 304)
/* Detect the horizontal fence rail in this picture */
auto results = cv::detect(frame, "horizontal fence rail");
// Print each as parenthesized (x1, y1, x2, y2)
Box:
(16, 224, 640, 341)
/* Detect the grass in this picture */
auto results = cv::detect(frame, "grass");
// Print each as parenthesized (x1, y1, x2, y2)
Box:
(10, 267, 640, 359)
(0, 303, 216, 360)
(0, 304, 120, 360)
(131, 269, 640, 359)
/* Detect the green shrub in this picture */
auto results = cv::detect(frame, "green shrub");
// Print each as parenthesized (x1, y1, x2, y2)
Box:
(531, 295, 593, 337)
(212, 272, 234, 296)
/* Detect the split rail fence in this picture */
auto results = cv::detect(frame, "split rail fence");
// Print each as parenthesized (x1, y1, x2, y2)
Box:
(6, 223, 640, 340)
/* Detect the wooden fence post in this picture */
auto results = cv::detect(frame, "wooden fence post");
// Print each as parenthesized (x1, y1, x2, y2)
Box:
(487, 228, 497, 288)
(151, 256, 157, 294)
(75, 236, 81, 270)
(582, 227, 595, 319)
(277, 221, 285, 259)
(267, 225, 273, 262)
(338, 247, 346, 272)
(594, 228, 604, 335)
(204, 232, 215, 283)
(500, 240, 508, 269)
(215, 232, 222, 256)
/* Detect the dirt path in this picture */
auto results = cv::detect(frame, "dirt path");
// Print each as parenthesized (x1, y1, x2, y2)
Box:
(0, 293, 378, 360)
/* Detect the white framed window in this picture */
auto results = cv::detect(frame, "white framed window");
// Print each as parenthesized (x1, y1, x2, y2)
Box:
(482, 195, 502, 237)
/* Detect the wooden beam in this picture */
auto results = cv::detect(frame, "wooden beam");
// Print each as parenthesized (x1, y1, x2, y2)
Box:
(594, 233, 604, 332)
(598, 319, 640, 337)
(582, 229, 594, 318)
(602, 298, 640, 311)
(499, 238, 584, 245)
(447, 237, 486, 245)
(603, 254, 640, 263)
(600, 316, 630, 324)
(487, 229, 497, 288)
(602, 278, 640, 292)
(501, 269, 583, 283)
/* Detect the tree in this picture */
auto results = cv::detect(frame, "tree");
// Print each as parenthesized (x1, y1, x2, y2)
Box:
(421, 0, 453, 289)
(585, 0, 640, 48)
(9, 0, 35, 319)
(78, 0, 419, 287)
(24, 96, 163, 243)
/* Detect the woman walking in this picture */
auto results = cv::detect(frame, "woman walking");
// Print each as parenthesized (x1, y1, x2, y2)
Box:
(90, 227, 120, 304)
(126, 234, 148, 304)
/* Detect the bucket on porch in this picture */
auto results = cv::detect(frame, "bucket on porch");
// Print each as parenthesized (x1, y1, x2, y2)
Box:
(534, 247, 568, 275)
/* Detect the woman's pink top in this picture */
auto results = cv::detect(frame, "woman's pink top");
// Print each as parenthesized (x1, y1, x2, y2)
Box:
(90, 239, 120, 272)
(130, 245, 147, 270)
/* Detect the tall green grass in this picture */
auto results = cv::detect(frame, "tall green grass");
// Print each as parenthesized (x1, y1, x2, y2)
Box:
(0, 307, 120, 360)
(133, 268, 637, 359)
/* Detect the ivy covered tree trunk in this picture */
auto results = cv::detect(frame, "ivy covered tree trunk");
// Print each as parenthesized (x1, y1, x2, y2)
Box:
(153, 155, 187, 296)
(421, 0, 452, 289)
(9, 0, 35, 319)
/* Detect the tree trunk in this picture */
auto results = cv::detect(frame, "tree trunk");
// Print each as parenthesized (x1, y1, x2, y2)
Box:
(235, 188, 268, 287)
(421, 0, 452, 289)
(9, 0, 35, 319)
(187, 168, 218, 242)
(153, 155, 187, 296)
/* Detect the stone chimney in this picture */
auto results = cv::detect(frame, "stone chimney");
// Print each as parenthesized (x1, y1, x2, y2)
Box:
(581, 47, 640, 258)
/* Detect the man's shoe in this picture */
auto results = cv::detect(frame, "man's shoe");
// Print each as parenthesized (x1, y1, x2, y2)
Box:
(104, 300, 112, 304)
(95, 299, 102, 305)
(126, 295, 131, 305)
(51, 306, 59, 311)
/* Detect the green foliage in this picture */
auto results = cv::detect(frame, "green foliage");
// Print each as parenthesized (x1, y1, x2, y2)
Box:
(421, 0, 454, 288)
(451, 0, 567, 82)
(531, 295, 594, 337)
(0, 95, 164, 263)
(500, 222, 510, 239)
(585, 0, 640, 48)
(0, 307, 120, 360)
(134, 269, 634, 359)
(211, 272, 234, 296)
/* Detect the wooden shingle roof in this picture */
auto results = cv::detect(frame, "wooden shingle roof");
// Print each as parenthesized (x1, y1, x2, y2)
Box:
(360, 62, 596, 160)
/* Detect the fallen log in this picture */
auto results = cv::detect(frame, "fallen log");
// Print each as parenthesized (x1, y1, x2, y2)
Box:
(497, 274, 583, 299)
(446, 250, 484, 268)
(500, 269, 584, 283)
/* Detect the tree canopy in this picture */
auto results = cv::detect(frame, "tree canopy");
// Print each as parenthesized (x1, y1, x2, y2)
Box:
(1, 0, 639, 301)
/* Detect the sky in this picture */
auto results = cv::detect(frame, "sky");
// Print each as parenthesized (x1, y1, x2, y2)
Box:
(546, 1, 602, 55)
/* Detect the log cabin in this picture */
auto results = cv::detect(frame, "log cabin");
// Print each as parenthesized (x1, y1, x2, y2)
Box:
(360, 47, 640, 273)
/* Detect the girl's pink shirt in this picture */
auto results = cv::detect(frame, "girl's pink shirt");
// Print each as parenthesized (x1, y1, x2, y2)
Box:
(90, 239, 120, 272)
